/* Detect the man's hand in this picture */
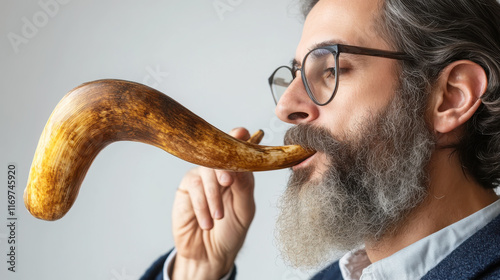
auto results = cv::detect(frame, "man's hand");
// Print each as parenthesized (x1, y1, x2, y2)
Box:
(171, 127, 256, 280)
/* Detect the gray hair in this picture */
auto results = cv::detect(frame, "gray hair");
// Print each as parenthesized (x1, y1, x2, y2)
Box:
(301, 0, 500, 188)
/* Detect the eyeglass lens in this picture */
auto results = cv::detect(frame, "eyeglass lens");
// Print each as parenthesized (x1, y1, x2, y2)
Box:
(303, 48, 337, 105)
(270, 48, 338, 105)
(270, 66, 294, 104)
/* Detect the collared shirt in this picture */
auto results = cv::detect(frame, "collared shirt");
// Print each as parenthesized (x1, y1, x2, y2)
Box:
(339, 198, 500, 280)
(163, 198, 500, 280)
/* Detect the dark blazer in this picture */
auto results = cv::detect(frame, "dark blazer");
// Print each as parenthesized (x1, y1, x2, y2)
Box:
(141, 213, 500, 280)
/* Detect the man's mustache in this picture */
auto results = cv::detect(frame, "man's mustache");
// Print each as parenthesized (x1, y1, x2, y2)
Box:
(284, 124, 342, 154)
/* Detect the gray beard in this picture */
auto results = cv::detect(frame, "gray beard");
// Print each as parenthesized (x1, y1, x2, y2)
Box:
(275, 91, 435, 269)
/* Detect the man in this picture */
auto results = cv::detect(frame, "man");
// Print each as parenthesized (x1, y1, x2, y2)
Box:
(141, 0, 500, 279)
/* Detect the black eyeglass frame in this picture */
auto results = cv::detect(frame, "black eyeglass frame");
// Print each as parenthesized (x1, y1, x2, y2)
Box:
(268, 44, 412, 106)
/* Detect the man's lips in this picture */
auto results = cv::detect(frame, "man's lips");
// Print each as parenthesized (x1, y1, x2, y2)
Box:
(292, 152, 318, 171)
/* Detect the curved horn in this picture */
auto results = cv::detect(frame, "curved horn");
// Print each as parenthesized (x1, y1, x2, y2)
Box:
(24, 79, 314, 221)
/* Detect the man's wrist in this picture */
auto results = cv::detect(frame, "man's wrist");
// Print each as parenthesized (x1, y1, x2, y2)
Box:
(171, 254, 233, 280)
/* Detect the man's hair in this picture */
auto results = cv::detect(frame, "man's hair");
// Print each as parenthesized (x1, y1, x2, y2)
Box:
(301, 0, 500, 188)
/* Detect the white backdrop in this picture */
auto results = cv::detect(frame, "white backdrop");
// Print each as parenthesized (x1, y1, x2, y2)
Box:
(0, 0, 316, 279)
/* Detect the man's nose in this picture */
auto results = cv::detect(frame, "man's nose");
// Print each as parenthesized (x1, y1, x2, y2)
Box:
(275, 75, 319, 124)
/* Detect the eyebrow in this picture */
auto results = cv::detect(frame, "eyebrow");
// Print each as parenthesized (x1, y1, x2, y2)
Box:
(291, 39, 367, 69)
(309, 39, 349, 51)
(291, 58, 300, 70)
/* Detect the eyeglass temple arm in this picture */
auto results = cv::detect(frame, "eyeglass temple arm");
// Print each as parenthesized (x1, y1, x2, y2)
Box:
(338, 44, 412, 60)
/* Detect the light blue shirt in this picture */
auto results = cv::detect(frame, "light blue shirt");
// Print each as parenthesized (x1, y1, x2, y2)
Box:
(339, 198, 500, 280)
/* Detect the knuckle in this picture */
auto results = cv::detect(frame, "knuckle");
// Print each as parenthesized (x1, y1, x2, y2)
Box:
(180, 171, 201, 187)
(205, 185, 220, 198)
(192, 196, 208, 213)
(188, 176, 203, 187)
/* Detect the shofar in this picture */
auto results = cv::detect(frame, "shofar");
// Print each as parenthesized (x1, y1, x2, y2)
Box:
(24, 79, 314, 221)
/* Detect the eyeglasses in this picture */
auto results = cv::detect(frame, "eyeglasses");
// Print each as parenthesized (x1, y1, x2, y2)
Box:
(268, 44, 412, 106)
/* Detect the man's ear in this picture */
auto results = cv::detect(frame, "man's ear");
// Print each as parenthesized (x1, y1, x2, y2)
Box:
(431, 60, 488, 134)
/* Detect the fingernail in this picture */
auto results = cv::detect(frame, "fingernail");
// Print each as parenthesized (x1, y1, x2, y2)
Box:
(229, 127, 241, 133)
(214, 210, 222, 219)
(220, 173, 231, 185)
(201, 219, 212, 230)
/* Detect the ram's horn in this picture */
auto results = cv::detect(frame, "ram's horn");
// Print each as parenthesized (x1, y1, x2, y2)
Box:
(24, 79, 314, 221)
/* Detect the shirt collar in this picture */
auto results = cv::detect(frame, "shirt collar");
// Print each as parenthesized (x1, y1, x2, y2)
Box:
(339, 197, 500, 280)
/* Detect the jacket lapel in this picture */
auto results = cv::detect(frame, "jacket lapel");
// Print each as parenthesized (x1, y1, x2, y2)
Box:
(422, 213, 500, 279)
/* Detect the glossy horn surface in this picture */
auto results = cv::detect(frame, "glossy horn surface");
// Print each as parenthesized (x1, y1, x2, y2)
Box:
(24, 79, 314, 221)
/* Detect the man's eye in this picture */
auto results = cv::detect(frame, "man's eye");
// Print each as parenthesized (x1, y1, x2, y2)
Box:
(324, 67, 336, 78)
(322, 67, 351, 81)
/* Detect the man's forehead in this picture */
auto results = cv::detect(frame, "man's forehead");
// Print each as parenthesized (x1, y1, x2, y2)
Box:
(295, 0, 385, 61)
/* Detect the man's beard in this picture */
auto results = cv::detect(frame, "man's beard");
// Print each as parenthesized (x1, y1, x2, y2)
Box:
(275, 89, 435, 269)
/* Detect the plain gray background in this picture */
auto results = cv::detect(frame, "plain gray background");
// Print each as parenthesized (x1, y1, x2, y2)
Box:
(0, 0, 320, 279)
